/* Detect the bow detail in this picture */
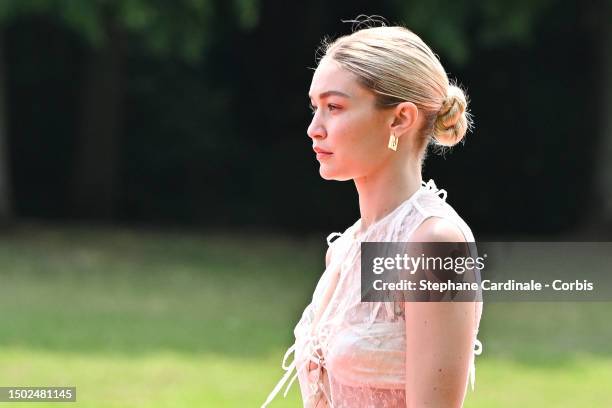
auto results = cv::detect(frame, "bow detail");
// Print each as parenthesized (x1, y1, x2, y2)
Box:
(474, 338, 483, 356)
(422, 179, 448, 201)
(469, 338, 483, 391)
(326, 232, 342, 246)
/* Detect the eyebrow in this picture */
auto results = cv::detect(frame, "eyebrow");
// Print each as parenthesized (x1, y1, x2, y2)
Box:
(308, 90, 351, 100)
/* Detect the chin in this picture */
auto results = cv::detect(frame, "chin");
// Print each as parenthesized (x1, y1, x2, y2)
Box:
(318, 166, 335, 180)
(319, 166, 351, 181)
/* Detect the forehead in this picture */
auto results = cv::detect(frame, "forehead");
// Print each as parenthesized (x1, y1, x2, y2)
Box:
(309, 58, 364, 98)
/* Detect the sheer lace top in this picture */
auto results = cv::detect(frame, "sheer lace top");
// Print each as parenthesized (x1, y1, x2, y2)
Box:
(262, 180, 484, 408)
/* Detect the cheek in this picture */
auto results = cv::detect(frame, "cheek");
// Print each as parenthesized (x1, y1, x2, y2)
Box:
(339, 115, 386, 157)
(333, 112, 379, 148)
(326, 117, 388, 176)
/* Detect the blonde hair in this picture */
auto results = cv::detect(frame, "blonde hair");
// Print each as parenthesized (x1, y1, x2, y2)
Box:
(319, 25, 473, 149)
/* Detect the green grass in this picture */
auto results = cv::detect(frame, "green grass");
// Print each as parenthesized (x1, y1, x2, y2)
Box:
(0, 223, 611, 407)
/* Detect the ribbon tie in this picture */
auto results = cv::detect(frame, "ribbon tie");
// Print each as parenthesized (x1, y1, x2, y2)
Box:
(261, 326, 332, 407)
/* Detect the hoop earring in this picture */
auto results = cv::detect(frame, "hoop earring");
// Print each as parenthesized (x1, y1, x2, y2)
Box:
(388, 132, 398, 151)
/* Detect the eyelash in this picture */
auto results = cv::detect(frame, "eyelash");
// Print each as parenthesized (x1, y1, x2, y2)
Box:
(310, 104, 340, 115)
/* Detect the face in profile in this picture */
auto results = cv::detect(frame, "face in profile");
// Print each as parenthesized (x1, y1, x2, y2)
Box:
(307, 57, 395, 181)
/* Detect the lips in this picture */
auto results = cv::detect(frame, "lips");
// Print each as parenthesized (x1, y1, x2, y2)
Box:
(313, 146, 332, 154)
(313, 147, 333, 160)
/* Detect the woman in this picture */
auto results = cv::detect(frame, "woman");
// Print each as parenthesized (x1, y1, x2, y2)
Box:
(262, 23, 483, 408)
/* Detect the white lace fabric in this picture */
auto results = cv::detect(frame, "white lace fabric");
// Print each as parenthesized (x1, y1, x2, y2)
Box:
(262, 180, 484, 408)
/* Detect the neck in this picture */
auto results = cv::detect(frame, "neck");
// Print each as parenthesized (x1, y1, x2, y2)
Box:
(353, 158, 422, 234)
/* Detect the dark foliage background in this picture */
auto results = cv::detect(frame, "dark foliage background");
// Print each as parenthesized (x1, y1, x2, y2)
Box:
(1, 0, 610, 238)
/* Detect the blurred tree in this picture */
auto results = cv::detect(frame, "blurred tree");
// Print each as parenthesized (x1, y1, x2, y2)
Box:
(0, 0, 258, 219)
(584, 0, 612, 237)
(392, 0, 554, 65)
(64, 0, 217, 219)
(0, 30, 11, 225)
(0, 0, 606, 235)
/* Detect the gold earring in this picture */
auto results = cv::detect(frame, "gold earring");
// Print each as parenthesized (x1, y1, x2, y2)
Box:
(388, 132, 398, 151)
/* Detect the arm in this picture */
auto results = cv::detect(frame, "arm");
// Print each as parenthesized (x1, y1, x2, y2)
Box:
(404, 217, 476, 408)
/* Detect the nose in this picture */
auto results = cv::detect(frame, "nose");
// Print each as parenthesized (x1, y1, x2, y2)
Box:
(307, 114, 326, 140)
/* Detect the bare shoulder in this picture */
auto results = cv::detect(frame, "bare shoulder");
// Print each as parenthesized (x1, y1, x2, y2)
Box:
(411, 216, 466, 243)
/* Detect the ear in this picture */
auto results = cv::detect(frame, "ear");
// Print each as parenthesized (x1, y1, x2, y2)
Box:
(390, 102, 419, 138)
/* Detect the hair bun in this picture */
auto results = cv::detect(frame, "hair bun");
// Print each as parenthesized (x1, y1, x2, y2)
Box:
(433, 85, 472, 147)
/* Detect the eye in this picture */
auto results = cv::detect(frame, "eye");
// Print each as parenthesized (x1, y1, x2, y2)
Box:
(309, 103, 340, 115)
